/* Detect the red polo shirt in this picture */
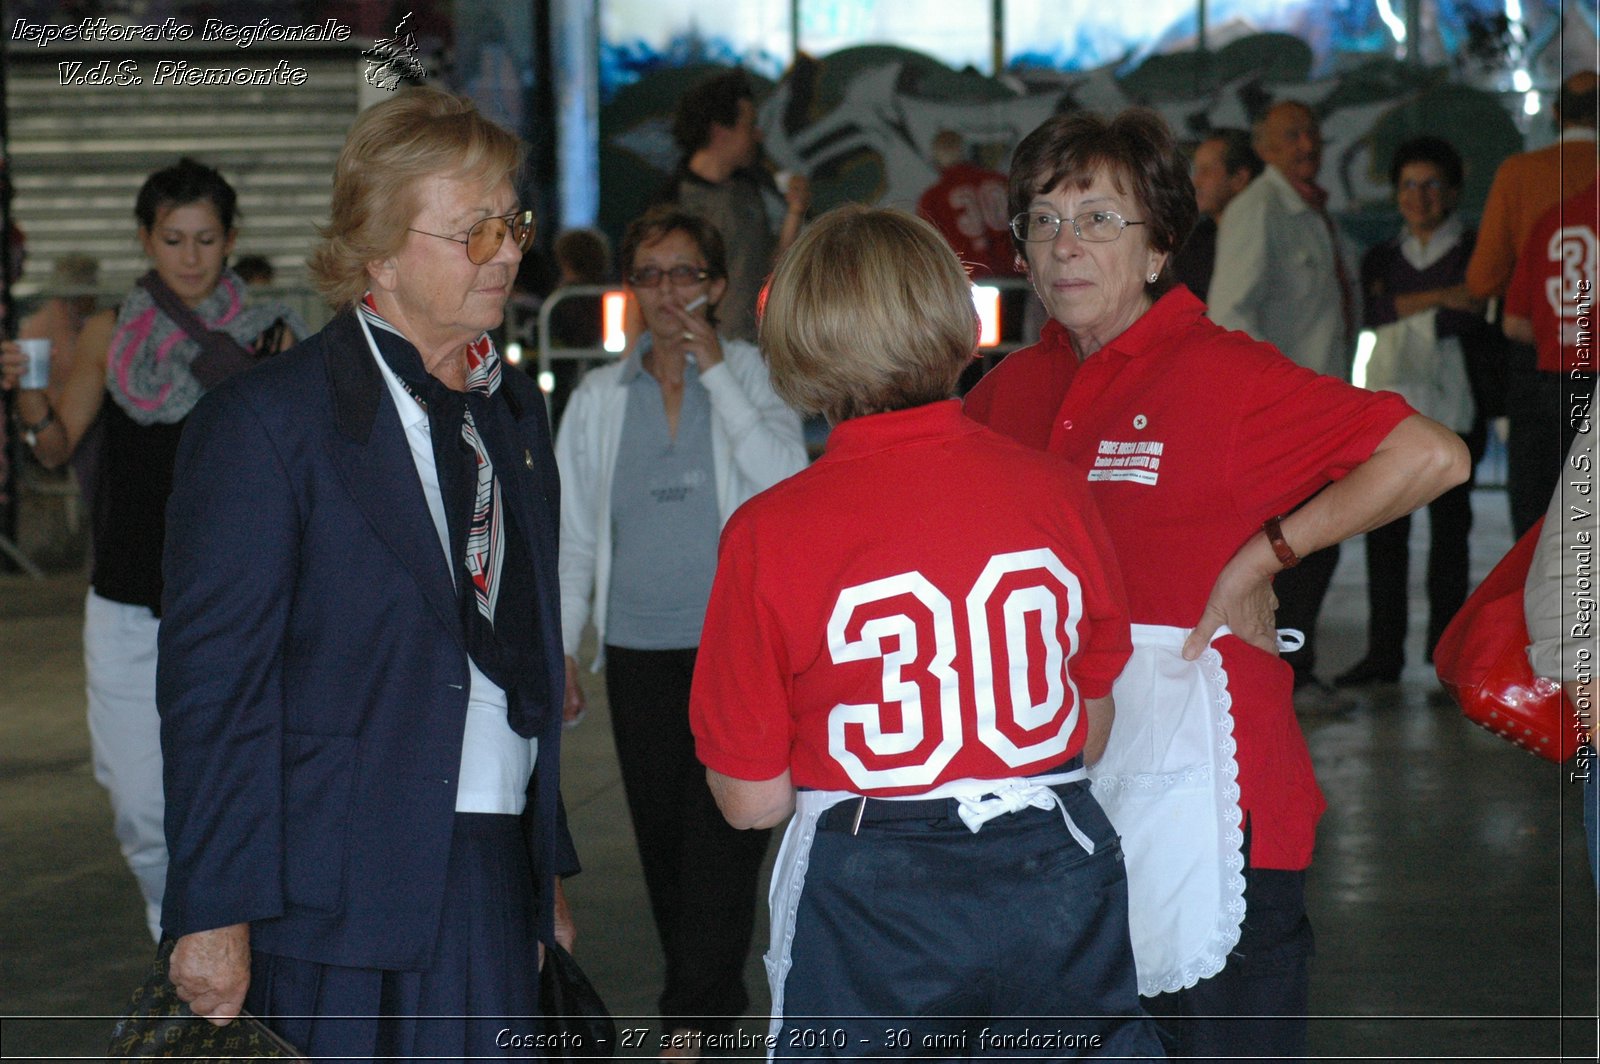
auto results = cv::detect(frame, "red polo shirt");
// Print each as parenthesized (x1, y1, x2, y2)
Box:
(1505, 180, 1599, 375)
(918, 163, 1022, 280)
(691, 400, 1131, 796)
(966, 287, 1414, 868)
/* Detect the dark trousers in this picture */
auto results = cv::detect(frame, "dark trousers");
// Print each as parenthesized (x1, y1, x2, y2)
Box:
(1505, 343, 1593, 537)
(1275, 541, 1341, 683)
(604, 645, 772, 1036)
(1361, 424, 1486, 665)
(1143, 863, 1314, 1063)
(776, 783, 1163, 1060)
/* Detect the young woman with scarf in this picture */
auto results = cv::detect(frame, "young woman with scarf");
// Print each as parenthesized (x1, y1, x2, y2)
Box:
(0, 157, 304, 939)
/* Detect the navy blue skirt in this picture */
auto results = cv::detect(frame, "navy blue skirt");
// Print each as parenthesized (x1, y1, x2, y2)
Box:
(246, 813, 543, 1061)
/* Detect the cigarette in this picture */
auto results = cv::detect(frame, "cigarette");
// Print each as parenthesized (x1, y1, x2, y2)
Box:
(684, 295, 708, 312)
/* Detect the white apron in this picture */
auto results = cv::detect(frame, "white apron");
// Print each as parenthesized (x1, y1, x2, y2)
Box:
(1088, 623, 1247, 997)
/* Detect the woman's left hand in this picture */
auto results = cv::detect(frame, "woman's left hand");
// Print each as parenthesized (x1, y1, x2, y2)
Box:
(663, 302, 723, 371)
(540, 877, 577, 970)
(1183, 541, 1280, 660)
(554, 877, 576, 952)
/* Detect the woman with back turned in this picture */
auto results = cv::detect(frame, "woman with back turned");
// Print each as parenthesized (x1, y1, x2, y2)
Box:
(692, 205, 1163, 1059)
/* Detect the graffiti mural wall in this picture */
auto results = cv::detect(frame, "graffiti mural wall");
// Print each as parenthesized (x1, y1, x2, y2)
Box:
(598, 0, 1595, 253)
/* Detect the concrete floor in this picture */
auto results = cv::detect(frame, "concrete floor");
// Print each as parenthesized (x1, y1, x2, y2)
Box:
(1, 486, 1596, 1060)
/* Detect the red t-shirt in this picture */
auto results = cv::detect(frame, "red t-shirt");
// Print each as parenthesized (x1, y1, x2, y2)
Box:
(917, 163, 1020, 280)
(965, 288, 1415, 869)
(691, 401, 1131, 796)
(1505, 180, 1599, 375)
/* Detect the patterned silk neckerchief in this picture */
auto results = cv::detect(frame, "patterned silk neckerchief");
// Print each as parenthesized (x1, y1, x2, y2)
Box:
(358, 295, 505, 624)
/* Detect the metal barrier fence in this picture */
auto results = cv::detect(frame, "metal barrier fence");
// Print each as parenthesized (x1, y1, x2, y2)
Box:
(524, 276, 1048, 392)
(526, 283, 622, 385)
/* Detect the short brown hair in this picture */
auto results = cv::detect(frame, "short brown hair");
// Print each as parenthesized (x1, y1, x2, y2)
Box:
(1008, 108, 1197, 295)
(309, 88, 524, 309)
(761, 205, 975, 424)
(672, 70, 754, 156)
(553, 227, 612, 284)
(1556, 70, 1599, 127)
(618, 205, 729, 283)
(1202, 127, 1264, 182)
(619, 205, 729, 327)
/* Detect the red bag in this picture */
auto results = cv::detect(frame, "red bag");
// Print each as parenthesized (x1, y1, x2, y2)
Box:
(1434, 516, 1582, 762)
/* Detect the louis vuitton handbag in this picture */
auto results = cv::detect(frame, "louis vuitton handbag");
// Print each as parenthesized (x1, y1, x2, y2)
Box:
(107, 937, 304, 1062)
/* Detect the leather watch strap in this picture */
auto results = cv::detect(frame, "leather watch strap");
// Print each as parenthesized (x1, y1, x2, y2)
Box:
(1263, 515, 1301, 570)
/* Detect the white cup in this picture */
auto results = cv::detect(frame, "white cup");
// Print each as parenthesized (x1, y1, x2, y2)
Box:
(17, 338, 51, 390)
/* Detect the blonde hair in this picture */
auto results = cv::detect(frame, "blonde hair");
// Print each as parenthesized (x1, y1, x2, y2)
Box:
(308, 88, 525, 309)
(761, 205, 976, 424)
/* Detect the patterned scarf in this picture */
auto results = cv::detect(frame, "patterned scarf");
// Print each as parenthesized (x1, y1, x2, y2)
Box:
(106, 268, 306, 425)
(357, 294, 505, 624)
(355, 295, 550, 738)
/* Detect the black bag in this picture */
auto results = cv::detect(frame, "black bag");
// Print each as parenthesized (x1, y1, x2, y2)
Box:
(538, 942, 617, 1059)
(107, 937, 304, 1062)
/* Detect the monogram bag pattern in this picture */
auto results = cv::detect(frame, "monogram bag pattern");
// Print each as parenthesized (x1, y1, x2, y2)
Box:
(107, 938, 304, 1062)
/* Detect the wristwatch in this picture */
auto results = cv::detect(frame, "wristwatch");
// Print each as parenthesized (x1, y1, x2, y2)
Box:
(1262, 515, 1301, 569)
(20, 407, 55, 448)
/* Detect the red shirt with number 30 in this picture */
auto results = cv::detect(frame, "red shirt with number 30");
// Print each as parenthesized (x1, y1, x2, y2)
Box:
(690, 400, 1130, 797)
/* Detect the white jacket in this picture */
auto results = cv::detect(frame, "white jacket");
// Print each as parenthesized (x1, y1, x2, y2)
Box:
(554, 337, 807, 666)
(1208, 165, 1359, 380)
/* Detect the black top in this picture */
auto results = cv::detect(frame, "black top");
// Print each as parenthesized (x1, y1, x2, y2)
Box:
(1171, 215, 1218, 304)
(91, 400, 185, 613)
(1360, 225, 1504, 421)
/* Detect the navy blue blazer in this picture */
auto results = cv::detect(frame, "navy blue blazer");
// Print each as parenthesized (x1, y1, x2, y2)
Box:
(158, 309, 577, 970)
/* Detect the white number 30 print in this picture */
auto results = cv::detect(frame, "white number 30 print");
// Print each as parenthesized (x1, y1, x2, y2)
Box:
(825, 548, 1085, 789)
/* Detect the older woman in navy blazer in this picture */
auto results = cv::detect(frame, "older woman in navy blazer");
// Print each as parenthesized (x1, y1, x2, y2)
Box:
(157, 88, 578, 1059)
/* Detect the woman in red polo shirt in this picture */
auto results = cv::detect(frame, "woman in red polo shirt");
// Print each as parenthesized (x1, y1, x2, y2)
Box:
(964, 108, 1469, 1060)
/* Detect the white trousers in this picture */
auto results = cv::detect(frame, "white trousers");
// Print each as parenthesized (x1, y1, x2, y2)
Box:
(84, 590, 165, 940)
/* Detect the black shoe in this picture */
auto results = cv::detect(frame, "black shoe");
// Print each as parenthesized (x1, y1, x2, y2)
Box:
(1334, 657, 1403, 687)
(1293, 676, 1356, 716)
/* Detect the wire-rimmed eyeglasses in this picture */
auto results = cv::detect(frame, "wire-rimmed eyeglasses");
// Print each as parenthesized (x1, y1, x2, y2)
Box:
(1010, 209, 1146, 243)
(626, 265, 711, 288)
(408, 209, 536, 264)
